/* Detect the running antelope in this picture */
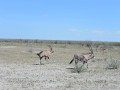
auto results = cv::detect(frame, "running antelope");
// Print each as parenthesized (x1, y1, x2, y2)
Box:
(37, 45, 54, 65)
(100, 47, 108, 54)
(69, 45, 95, 68)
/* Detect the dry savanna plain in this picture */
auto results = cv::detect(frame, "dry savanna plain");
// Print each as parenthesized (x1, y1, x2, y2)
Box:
(0, 41, 120, 90)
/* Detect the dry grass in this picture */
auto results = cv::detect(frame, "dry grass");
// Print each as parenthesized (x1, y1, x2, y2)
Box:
(0, 42, 120, 89)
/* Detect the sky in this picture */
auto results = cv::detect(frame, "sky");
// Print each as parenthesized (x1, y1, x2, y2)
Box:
(0, 0, 120, 42)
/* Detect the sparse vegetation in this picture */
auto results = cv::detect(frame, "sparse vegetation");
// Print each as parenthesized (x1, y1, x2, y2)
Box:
(28, 47, 33, 53)
(106, 55, 120, 69)
(71, 65, 85, 73)
(0, 39, 120, 89)
(65, 81, 73, 88)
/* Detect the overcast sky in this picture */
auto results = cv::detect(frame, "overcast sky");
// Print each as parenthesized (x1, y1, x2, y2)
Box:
(0, 0, 120, 42)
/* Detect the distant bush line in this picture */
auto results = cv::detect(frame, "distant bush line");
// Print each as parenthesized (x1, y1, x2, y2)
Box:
(0, 39, 120, 47)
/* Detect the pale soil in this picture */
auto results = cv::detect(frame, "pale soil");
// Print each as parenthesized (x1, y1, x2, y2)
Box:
(0, 44, 120, 90)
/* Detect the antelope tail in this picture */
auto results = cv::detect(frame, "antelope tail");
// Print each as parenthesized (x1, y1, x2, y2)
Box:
(39, 51, 43, 54)
(69, 57, 74, 64)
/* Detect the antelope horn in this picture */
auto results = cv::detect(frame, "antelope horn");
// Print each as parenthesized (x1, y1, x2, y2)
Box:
(47, 45, 52, 51)
(90, 46, 93, 53)
(88, 44, 93, 53)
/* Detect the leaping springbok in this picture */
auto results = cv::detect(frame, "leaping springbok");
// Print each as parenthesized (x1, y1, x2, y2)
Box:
(69, 45, 95, 68)
(37, 45, 54, 65)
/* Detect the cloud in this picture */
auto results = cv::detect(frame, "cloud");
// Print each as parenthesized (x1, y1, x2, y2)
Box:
(92, 30, 105, 35)
(116, 31, 120, 34)
(42, 14, 47, 17)
(69, 28, 82, 37)
(69, 28, 77, 32)
(108, 32, 112, 35)
(69, 28, 82, 32)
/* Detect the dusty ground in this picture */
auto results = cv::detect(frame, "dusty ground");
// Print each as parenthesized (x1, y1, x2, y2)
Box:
(0, 43, 120, 90)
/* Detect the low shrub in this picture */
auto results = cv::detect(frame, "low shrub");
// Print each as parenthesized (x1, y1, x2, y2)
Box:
(106, 55, 120, 69)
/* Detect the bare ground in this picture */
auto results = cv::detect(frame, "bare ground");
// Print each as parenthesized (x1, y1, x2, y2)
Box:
(0, 44, 120, 90)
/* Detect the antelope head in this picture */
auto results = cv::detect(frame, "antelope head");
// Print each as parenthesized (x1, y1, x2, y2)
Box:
(48, 45, 54, 53)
